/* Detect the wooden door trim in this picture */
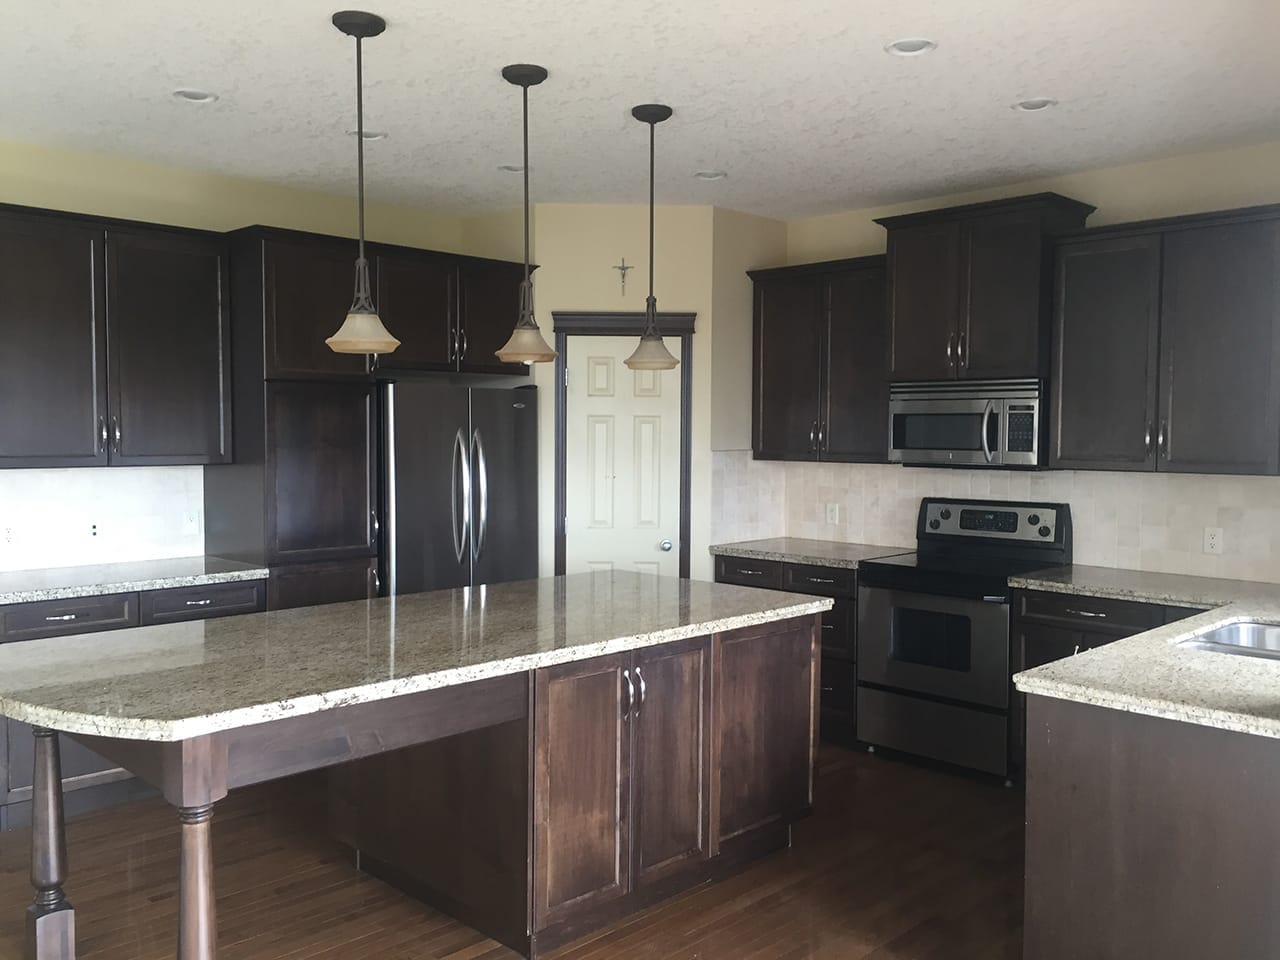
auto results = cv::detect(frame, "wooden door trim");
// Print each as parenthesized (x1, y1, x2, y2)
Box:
(551, 312, 696, 579)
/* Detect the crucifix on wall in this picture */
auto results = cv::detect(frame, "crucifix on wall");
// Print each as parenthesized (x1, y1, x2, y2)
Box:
(613, 257, 633, 296)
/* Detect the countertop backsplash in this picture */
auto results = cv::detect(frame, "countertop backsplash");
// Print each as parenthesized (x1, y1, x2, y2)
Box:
(0, 466, 204, 573)
(713, 451, 1280, 584)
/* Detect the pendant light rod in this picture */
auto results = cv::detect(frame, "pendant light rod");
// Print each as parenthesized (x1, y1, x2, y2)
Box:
(522, 79, 531, 292)
(624, 104, 679, 372)
(355, 34, 367, 265)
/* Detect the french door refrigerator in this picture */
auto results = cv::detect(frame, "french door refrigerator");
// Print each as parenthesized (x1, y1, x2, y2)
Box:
(379, 380, 538, 594)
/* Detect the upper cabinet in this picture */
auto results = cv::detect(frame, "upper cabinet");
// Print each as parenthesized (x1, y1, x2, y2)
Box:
(1052, 207, 1280, 476)
(0, 207, 231, 469)
(878, 194, 1095, 382)
(750, 256, 888, 463)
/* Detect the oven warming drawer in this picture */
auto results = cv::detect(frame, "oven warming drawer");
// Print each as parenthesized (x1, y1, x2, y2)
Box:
(857, 687, 1009, 777)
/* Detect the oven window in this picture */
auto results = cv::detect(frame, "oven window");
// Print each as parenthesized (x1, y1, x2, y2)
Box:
(890, 607, 972, 671)
(892, 413, 985, 452)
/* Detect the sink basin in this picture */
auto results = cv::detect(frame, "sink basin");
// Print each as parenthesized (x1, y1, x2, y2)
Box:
(1177, 622, 1280, 661)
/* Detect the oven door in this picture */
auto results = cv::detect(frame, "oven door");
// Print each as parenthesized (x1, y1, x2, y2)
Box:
(889, 397, 1003, 466)
(857, 585, 1010, 709)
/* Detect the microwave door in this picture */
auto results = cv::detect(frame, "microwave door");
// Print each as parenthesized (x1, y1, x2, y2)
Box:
(890, 398, 1001, 466)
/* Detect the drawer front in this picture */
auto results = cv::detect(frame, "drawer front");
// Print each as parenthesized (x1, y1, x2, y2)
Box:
(819, 597, 856, 661)
(714, 556, 783, 590)
(1016, 590, 1164, 635)
(782, 562, 857, 598)
(0, 592, 138, 644)
(139, 580, 267, 626)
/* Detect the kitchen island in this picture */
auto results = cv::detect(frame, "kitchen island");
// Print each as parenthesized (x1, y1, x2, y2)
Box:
(0, 571, 829, 960)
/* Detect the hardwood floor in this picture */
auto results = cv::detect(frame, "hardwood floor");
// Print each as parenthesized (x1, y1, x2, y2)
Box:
(0, 747, 1024, 959)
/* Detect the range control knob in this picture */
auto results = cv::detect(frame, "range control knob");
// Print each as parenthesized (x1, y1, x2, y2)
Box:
(1039, 525, 1052, 538)
(929, 519, 941, 531)
(939, 508, 952, 520)
(1027, 513, 1040, 526)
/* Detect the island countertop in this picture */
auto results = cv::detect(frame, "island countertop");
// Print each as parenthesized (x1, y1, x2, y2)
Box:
(0, 572, 830, 743)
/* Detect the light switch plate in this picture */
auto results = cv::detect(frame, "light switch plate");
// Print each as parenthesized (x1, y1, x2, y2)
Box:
(825, 503, 840, 525)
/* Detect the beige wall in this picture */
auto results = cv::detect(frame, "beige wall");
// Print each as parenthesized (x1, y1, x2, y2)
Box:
(460, 206, 526, 261)
(709, 208, 788, 452)
(0, 137, 465, 249)
(787, 139, 1280, 263)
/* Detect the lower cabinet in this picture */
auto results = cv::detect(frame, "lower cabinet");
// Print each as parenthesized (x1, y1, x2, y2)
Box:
(267, 558, 377, 611)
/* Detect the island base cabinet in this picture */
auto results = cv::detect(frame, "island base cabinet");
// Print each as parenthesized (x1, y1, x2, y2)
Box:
(1024, 696, 1280, 960)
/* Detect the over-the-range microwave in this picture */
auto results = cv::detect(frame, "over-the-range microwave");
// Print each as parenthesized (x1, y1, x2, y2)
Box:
(888, 379, 1043, 468)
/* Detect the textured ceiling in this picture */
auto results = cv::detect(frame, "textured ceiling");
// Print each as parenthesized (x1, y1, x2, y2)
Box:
(6, 0, 1279, 219)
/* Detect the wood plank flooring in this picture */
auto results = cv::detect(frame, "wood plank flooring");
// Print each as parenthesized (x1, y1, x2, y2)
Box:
(0, 747, 1024, 959)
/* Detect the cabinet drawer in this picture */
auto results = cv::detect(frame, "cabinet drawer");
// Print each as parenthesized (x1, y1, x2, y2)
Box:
(819, 598, 855, 661)
(139, 580, 267, 626)
(714, 556, 783, 590)
(0, 592, 138, 644)
(1016, 590, 1164, 635)
(782, 562, 857, 598)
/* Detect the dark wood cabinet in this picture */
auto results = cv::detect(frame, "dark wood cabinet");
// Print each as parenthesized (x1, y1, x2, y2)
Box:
(457, 258, 529, 375)
(750, 256, 887, 462)
(1051, 235, 1162, 470)
(879, 194, 1094, 383)
(138, 580, 265, 625)
(105, 228, 232, 465)
(265, 381, 375, 564)
(1158, 218, 1280, 475)
(714, 619, 816, 845)
(374, 249, 455, 371)
(0, 592, 137, 645)
(267, 558, 377, 611)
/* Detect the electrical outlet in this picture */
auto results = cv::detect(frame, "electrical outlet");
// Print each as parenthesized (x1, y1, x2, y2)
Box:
(825, 503, 840, 525)
(1203, 527, 1224, 555)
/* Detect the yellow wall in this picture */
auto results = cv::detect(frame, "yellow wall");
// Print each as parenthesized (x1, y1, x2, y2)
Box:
(787, 139, 1280, 263)
(0, 138, 465, 249)
(460, 207, 526, 261)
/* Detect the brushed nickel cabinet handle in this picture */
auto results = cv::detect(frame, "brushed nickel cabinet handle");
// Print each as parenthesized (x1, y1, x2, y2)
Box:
(636, 666, 647, 714)
(946, 333, 955, 366)
(808, 576, 836, 585)
(111, 417, 122, 455)
(622, 668, 635, 719)
(44, 614, 77, 622)
(98, 417, 108, 454)
(737, 568, 765, 576)
(958, 331, 968, 367)
(1158, 420, 1168, 457)
(184, 599, 213, 607)
(1064, 608, 1107, 619)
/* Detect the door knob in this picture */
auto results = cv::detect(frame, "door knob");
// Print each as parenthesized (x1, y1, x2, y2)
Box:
(659, 539, 674, 552)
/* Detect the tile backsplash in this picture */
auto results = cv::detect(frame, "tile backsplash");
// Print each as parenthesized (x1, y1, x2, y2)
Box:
(713, 451, 1280, 584)
(0, 467, 204, 572)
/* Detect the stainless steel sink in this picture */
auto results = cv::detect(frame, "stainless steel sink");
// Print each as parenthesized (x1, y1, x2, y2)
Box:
(1177, 622, 1280, 661)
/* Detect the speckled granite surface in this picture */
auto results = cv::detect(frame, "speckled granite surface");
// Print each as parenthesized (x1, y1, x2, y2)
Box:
(710, 538, 909, 570)
(0, 572, 829, 742)
(0, 557, 269, 605)
(1014, 566, 1280, 739)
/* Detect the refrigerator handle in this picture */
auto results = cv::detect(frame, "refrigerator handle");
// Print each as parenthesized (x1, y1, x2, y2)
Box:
(451, 429, 471, 565)
(472, 428, 490, 562)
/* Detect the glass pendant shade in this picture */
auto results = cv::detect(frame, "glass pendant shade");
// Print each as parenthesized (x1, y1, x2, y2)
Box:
(496, 324, 557, 364)
(623, 332, 679, 370)
(326, 308, 401, 354)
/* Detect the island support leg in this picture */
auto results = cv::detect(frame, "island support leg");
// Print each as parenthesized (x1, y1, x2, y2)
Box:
(27, 728, 74, 960)
(178, 804, 217, 960)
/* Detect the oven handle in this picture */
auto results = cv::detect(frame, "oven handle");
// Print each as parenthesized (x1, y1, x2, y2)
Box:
(981, 399, 995, 464)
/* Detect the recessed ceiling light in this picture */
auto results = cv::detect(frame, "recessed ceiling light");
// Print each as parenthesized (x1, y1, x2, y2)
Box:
(346, 129, 388, 140)
(884, 38, 937, 56)
(694, 170, 728, 181)
(498, 164, 526, 173)
(1012, 97, 1058, 112)
(172, 88, 219, 104)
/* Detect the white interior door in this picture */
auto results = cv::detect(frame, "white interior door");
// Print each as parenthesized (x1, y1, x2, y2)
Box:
(565, 336, 682, 577)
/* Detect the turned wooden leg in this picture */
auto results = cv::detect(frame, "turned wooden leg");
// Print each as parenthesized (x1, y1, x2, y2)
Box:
(27, 728, 75, 960)
(177, 804, 217, 960)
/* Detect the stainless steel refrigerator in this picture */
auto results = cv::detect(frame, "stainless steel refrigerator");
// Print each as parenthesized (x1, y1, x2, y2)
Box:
(378, 380, 538, 594)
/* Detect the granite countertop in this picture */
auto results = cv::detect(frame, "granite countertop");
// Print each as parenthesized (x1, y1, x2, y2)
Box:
(0, 572, 830, 743)
(1014, 564, 1280, 740)
(0, 556, 270, 605)
(710, 538, 910, 570)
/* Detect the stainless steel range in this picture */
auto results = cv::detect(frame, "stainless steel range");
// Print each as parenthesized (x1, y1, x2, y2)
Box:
(855, 498, 1072, 777)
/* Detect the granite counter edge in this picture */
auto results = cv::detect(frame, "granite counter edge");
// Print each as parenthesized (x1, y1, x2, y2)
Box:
(0, 567, 271, 606)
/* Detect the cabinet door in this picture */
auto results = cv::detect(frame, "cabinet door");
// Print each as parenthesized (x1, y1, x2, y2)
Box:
(823, 266, 887, 461)
(374, 250, 456, 371)
(267, 558, 377, 611)
(105, 228, 232, 465)
(887, 221, 961, 381)
(533, 653, 632, 928)
(632, 637, 711, 889)
(1159, 219, 1280, 475)
(457, 259, 530, 376)
(1050, 235, 1161, 471)
(714, 619, 816, 846)
(266, 381, 375, 563)
(263, 237, 369, 379)
(0, 213, 107, 468)
(753, 276, 822, 459)
(960, 213, 1048, 379)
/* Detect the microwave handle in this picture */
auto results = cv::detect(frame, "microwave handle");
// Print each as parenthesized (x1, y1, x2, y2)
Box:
(981, 399, 996, 464)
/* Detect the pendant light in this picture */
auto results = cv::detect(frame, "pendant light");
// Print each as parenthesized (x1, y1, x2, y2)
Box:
(624, 104, 679, 371)
(495, 65, 557, 365)
(326, 10, 400, 355)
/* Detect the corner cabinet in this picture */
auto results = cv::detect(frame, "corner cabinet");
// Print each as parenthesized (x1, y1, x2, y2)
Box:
(0, 206, 232, 468)
(878, 193, 1094, 382)
(750, 256, 888, 462)
(1052, 206, 1280, 476)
